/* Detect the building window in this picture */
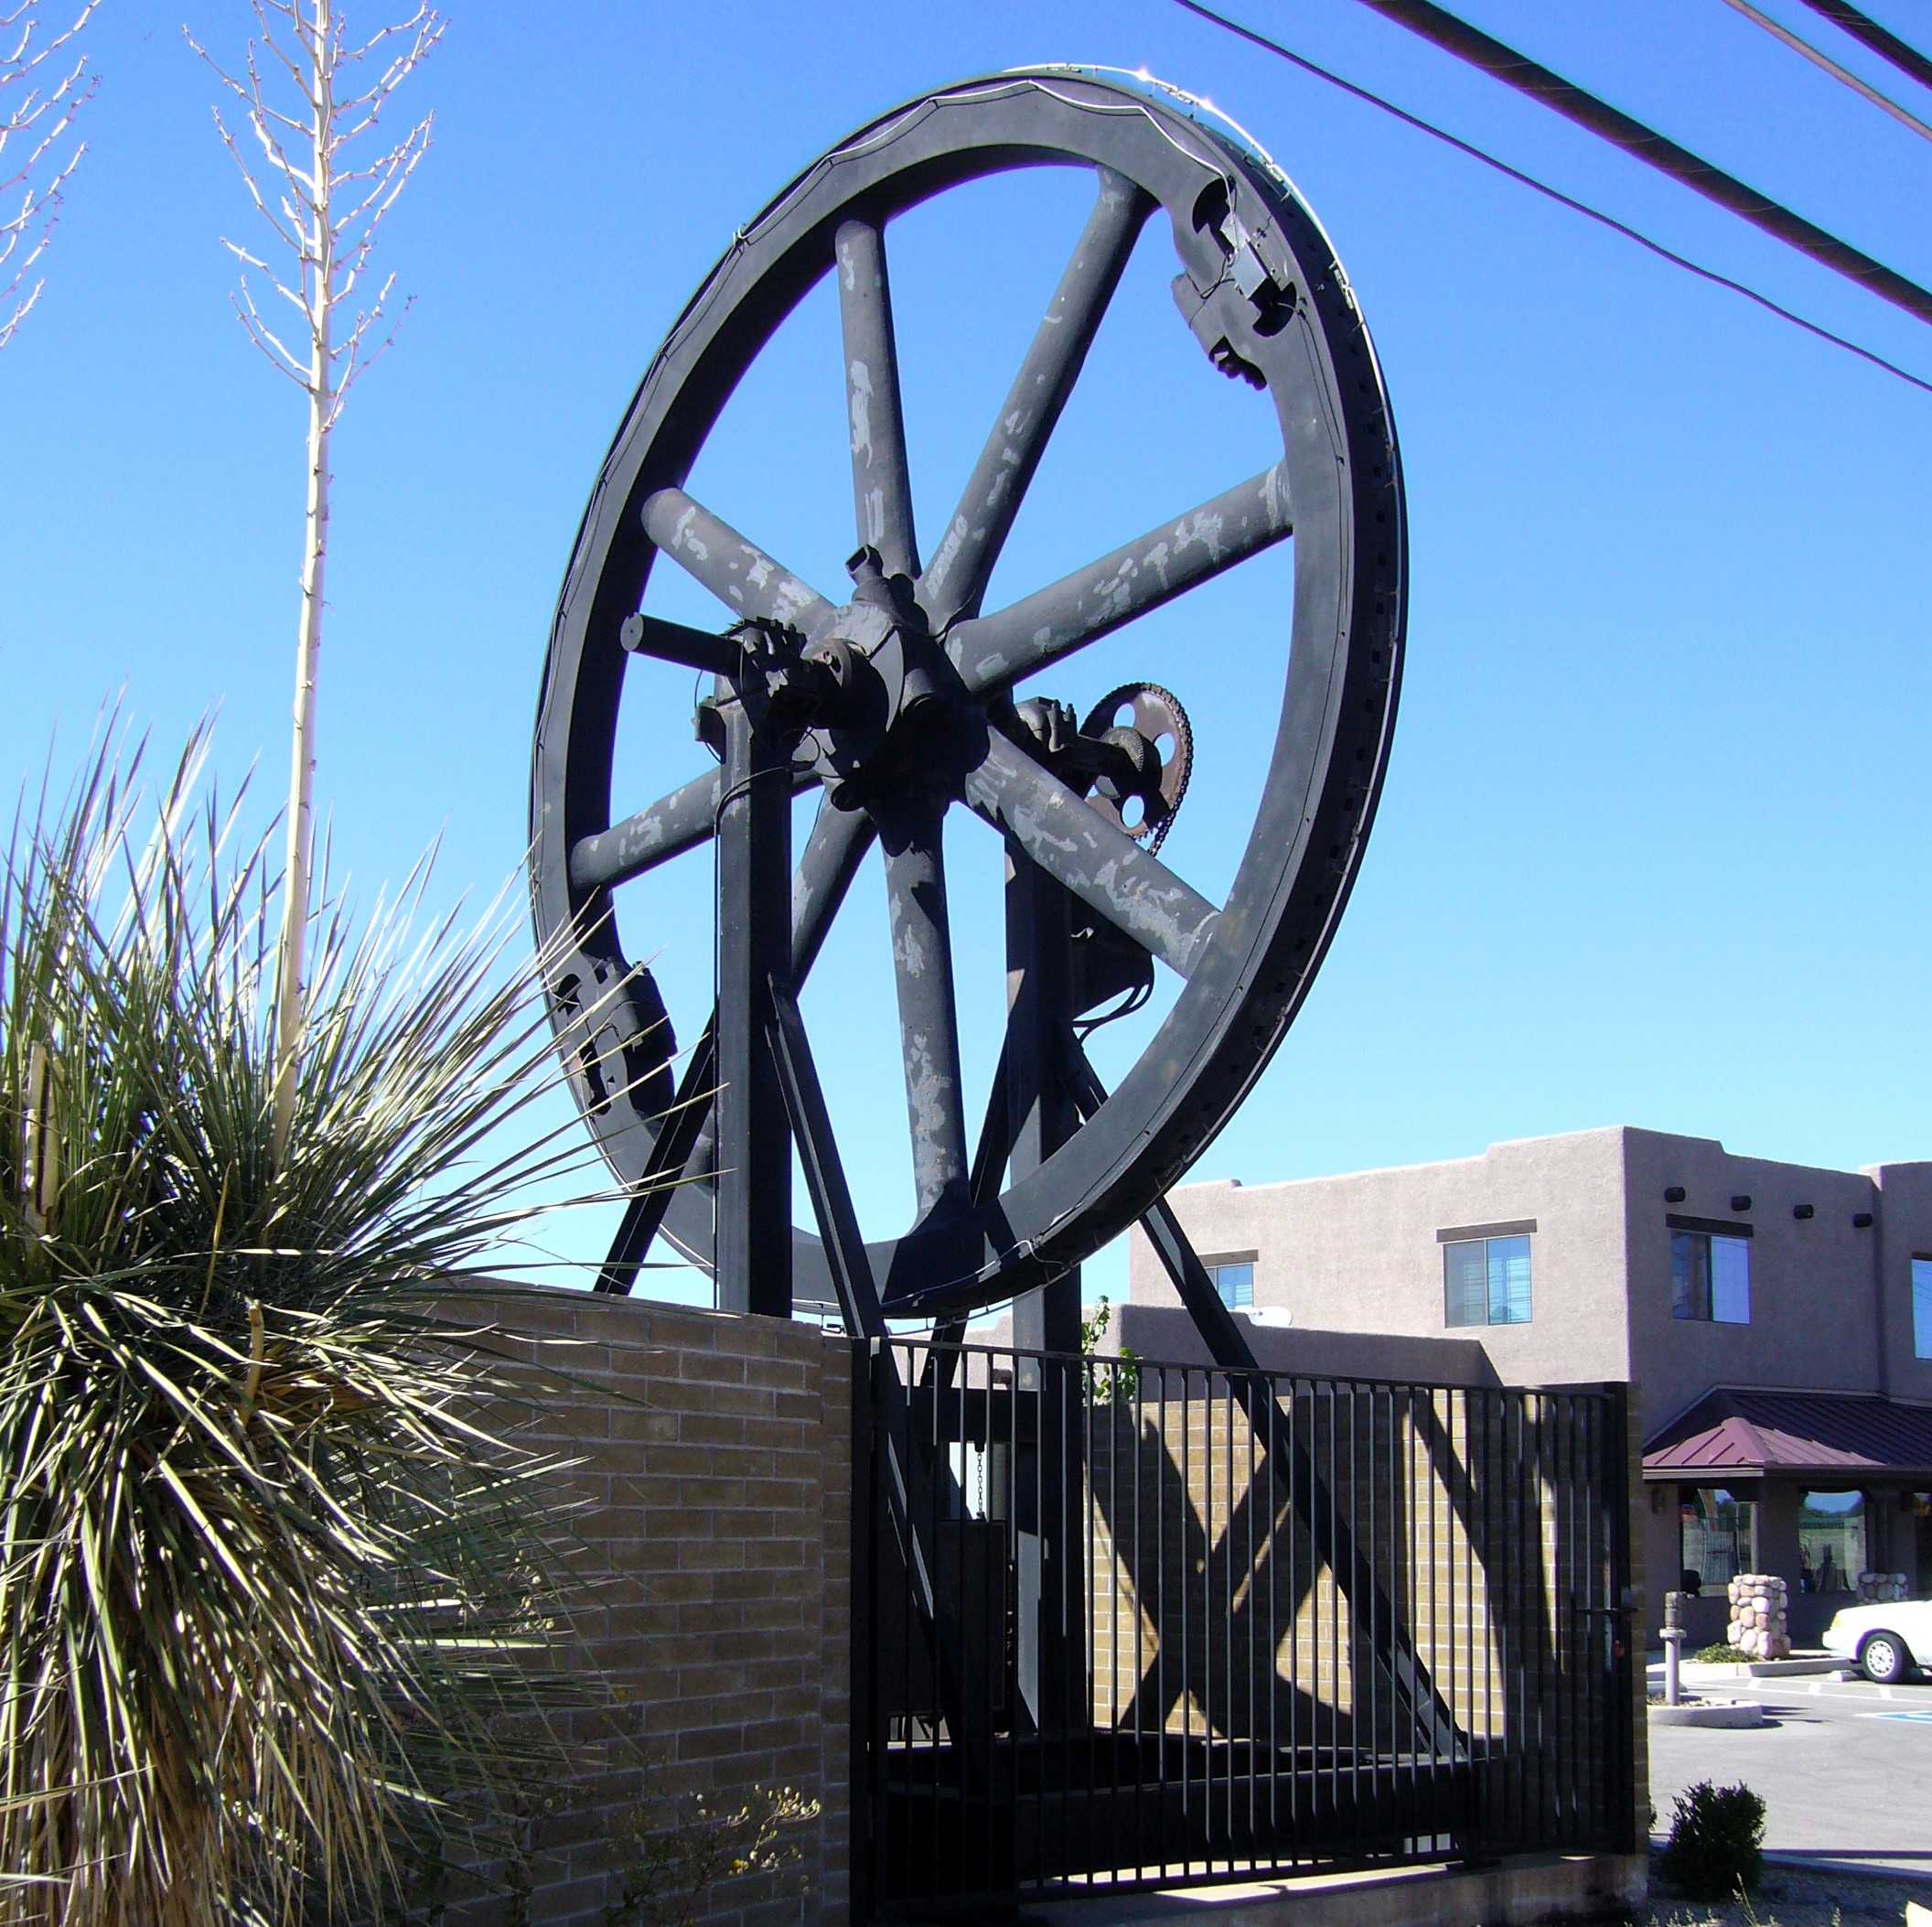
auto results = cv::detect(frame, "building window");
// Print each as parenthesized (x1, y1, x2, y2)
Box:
(1798, 1491, 1865, 1594)
(1672, 1229, 1751, 1323)
(1211, 1261, 1254, 1309)
(1914, 1256, 1932, 1359)
(1443, 1234, 1531, 1327)
(1680, 1486, 1755, 1592)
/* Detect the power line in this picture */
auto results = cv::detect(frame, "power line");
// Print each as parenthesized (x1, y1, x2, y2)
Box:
(1345, 0, 1932, 328)
(1169, 0, 1932, 398)
(1798, 0, 1932, 94)
(1720, 0, 1932, 146)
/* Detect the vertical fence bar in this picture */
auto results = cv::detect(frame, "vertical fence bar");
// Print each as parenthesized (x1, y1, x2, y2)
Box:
(1326, 1379, 1338, 1832)
(854, 1340, 876, 1921)
(1062, 1354, 1076, 1890)
(1218, 1372, 1229, 1872)
(1265, 1378, 1280, 1868)
(1476, 1388, 1491, 1852)
(1245, 1375, 1257, 1870)
(1519, 1393, 1534, 1847)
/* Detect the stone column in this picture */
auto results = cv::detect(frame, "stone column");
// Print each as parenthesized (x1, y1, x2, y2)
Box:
(1724, 1573, 1789, 1660)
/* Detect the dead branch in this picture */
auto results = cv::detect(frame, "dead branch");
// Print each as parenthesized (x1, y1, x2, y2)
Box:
(187, 0, 442, 1169)
(0, 0, 98, 352)
(187, 0, 443, 423)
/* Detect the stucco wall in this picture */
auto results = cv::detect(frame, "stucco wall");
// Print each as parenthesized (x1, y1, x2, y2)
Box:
(1870, 1160, 1932, 1405)
(1622, 1129, 1884, 1431)
(1128, 1128, 1634, 1386)
(1130, 1126, 1932, 1433)
(460, 1286, 853, 1927)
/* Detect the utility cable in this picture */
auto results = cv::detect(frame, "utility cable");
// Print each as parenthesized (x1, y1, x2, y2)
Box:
(1343, 0, 1932, 328)
(1798, 0, 1932, 93)
(1719, 0, 1932, 145)
(1170, 0, 1932, 398)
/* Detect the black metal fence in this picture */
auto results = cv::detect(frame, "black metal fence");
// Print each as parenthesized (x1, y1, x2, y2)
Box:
(855, 1340, 1635, 1913)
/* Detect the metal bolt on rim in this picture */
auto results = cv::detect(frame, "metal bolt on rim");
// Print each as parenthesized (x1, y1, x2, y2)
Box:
(529, 66, 1407, 1319)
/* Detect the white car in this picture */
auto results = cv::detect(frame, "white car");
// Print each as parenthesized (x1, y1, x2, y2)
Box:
(1820, 1600, 1932, 1684)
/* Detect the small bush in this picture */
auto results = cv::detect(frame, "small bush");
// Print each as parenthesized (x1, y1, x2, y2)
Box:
(1694, 1642, 1754, 1664)
(1658, 1780, 1766, 1900)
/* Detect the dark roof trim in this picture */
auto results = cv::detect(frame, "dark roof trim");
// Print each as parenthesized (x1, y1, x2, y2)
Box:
(1668, 1213, 1754, 1239)
(1437, 1219, 1537, 1243)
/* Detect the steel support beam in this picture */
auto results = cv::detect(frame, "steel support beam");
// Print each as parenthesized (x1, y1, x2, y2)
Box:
(714, 699, 791, 1317)
(1005, 843, 1086, 1737)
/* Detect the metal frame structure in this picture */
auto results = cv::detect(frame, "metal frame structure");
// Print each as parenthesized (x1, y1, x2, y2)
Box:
(529, 67, 1404, 1323)
(528, 67, 1638, 1920)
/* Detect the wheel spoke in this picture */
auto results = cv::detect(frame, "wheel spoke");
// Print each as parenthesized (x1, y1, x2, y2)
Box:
(571, 770, 720, 890)
(836, 219, 918, 581)
(873, 792, 970, 1218)
(946, 464, 1291, 694)
(962, 732, 1218, 977)
(596, 1016, 718, 1295)
(574, 764, 830, 892)
(641, 487, 838, 634)
(968, 1039, 1011, 1209)
(918, 169, 1151, 633)
(792, 789, 875, 982)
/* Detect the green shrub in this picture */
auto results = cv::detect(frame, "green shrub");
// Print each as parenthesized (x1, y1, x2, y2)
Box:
(1658, 1780, 1766, 1900)
(0, 727, 603, 1925)
(1694, 1642, 1755, 1664)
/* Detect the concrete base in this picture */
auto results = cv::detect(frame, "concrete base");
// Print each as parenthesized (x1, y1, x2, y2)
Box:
(1650, 1698, 1766, 1728)
(1026, 1853, 1648, 1927)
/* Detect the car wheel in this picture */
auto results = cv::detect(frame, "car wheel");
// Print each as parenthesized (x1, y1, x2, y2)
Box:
(1861, 1631, 1911, 1685)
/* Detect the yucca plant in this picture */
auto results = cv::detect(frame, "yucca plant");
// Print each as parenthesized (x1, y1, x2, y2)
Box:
(0, 725, 610, 1925)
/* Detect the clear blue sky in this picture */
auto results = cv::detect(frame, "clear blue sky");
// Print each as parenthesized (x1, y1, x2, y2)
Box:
(4, 0, 1929, 1308)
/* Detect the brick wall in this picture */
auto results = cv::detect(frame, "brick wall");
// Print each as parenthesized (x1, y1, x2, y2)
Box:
(459, 1286, 853, 1927)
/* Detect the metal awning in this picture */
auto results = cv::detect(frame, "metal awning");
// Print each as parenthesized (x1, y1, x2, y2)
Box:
(1644, 1387, 1932, 1482)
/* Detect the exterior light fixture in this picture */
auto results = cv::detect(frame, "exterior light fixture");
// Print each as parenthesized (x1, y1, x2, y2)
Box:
(1730, 1195, 1752, 1212)
(1793, 1204, 1814, 1221)
(1664, 1186, 1686, 1203)
(1853, 1211, 1874, 1229)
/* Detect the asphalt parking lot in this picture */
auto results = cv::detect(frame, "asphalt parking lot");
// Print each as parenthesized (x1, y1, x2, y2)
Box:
(1648, 1672, 1932, 1879)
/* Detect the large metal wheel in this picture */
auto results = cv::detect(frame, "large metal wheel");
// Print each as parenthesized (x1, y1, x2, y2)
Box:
(530, 67, 1405, 1319)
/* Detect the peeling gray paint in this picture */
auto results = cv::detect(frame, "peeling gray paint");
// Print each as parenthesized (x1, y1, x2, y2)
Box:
(947, 463, 1292, 694)
(641, 487, 836, 635)
(963, 735, 1218, 978)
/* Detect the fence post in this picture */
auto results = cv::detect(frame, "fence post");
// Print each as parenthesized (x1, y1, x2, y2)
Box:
(849, 1335, 875, 1927)
(1611, 1380, 1645, 1856)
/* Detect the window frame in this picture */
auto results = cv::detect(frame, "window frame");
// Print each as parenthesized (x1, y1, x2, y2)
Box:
(1440, 1229, 1534, 1328)
(1913, 1254, 1932, 1361)
(1669, 1217, 1753, 1325)
(1202, 1252, 1256, 1312)
(1679, 1484, 1757, 1591)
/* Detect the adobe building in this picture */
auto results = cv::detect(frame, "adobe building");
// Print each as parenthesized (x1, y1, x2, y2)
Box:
(1122, 1125, 1932, 1645)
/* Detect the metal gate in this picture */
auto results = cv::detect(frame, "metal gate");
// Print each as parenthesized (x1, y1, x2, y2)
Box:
(855, 1340, 1636, 1913)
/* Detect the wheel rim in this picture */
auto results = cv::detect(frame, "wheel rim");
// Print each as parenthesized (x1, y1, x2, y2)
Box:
(531, 67, 1405, 1316)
